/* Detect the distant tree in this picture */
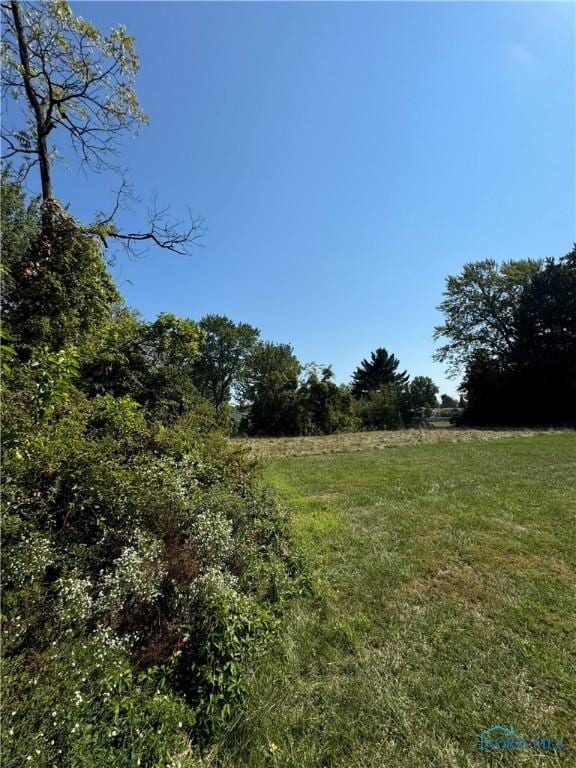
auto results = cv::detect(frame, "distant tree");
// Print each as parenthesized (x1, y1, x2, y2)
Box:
(240, 341, 300, 401)
(409, 376, 439, 415)
(241, 342, 302, 436)
(434, 258, 542, 376)
(1, 0, 201, 253)
(440, 394, 459, 409)
(299, 366, 355, 435)
(140, 313, 204, 420)
(192, 315, 260, 407)
(456, 247, 576, 427)
(351, 347, 408, 399)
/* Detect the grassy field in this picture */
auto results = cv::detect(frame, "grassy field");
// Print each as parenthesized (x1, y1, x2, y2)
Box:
(237, 427, 562, 459)
(207, 431, 575, 767)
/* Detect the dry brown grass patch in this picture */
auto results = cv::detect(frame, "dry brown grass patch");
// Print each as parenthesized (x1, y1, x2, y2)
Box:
(237, 427, 562, 459)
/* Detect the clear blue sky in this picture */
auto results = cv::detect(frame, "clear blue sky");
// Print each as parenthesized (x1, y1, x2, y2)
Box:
(52, 2, 575, 395)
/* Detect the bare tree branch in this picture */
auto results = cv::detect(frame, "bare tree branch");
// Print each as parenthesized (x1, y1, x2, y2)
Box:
(88, 193, 205, 257)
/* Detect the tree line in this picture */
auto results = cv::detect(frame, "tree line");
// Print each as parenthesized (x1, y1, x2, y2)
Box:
(435, 253, 576, 426)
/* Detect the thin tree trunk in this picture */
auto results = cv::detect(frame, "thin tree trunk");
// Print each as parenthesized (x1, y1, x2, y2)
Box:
(11, 0, 52, 201)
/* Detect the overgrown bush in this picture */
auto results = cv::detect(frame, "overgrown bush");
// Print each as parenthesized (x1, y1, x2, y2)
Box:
(354, 384, 405, 430)
(1, 377, 305, 763)
(2, 195, 119, 356)
(1, 182, 305, 765)
(298, 367, 358, 435)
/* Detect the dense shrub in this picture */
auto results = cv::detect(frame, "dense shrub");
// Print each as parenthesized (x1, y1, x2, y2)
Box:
(298, 367, 358, 435)
(1, 380, 305, 762)
(354, 384, 405, 430)
(2, 196, 119, 356)
(1, 184, 305, 765)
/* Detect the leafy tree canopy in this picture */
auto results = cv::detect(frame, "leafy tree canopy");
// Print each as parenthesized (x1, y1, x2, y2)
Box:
(2, 0, 146, 198)
(434, 258, 542, 376)
(440, 394, 459, 409)
(453, 247, 576, 426)
(409, 376, 439, 412)
(241, 342, 302, 436)
(193, 315, 260, 407)
(351, 347, 408, 399)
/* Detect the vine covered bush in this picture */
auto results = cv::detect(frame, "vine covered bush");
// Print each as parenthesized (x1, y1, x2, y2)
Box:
(1, 181, 305, 766)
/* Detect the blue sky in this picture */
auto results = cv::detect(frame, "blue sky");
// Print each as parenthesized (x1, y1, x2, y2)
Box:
(49, 2, 576, 394)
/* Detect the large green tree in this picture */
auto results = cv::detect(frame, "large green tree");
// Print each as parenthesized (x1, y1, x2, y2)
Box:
(449, 249, 576, 426)
(351, 347, 408, 399)
(193, 315, 260, 407)
(139, 312, 204, 420)
(299, 366, 355, 435)
(409, 376, 439, 414)
(433, 258, 542, 375)
(241, 342, 302, 436)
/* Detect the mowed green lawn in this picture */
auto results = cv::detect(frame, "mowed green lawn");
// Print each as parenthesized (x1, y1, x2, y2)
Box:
(212, 433, 575, 767)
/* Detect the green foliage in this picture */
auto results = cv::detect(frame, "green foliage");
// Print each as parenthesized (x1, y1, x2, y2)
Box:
(79, 306, 147, 399)
(88, 394, 146, 443)
(140, 313, 204, 421)
(354, 384, 404, 430)
(2, 631, 194, 768)
(299, 366, 357, 435)
(1, 182, 304, 764)
(2, 384, 304, 759)
(241, 342, 303, 436)
(441, 249, 576, 426)
(193, 315, 260, 406)
(433, 257, 542, 375)
(1, 325, 16, 377)
(440, 393, 458, 409)
(511, 249, 576, 422)
(176, 574, 279, 740)
(350, 351, 419, 430)
(409, 376, 439, 417)
(351, 347, 408, 399)
(29, 345, 80, 422)
(0, 170, 41, 297)
(2, 192, 119, 353)
(80, 307, 225, 428)
(1, 0, 147, 184)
